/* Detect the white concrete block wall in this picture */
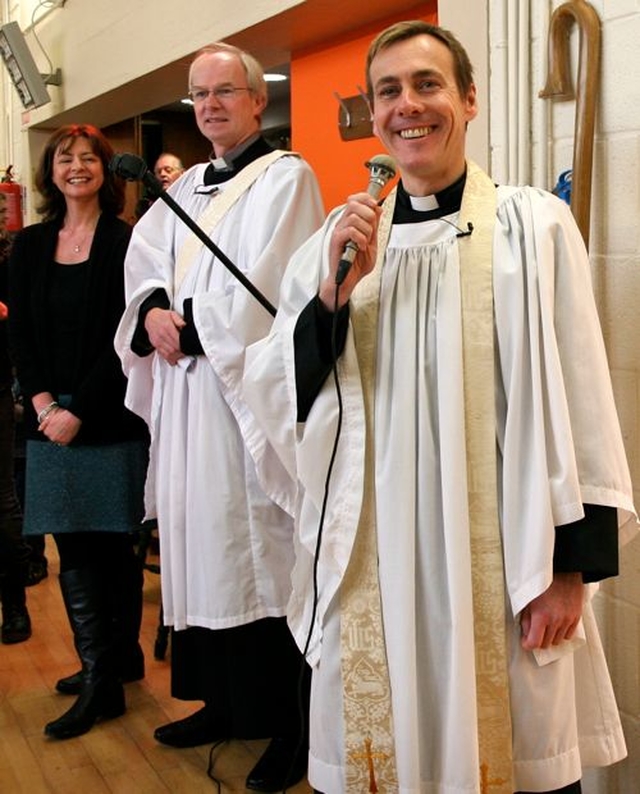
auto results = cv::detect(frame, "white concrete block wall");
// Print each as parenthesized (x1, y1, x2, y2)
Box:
(490, 1, 639, 790)
(524, 2, 640, 791)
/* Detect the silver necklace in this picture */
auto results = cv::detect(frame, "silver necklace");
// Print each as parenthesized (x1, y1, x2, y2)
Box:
(65, 227, 94, 254)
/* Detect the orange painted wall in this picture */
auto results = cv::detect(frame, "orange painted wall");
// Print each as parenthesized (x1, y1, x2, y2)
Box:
(291, 4, 438, 211)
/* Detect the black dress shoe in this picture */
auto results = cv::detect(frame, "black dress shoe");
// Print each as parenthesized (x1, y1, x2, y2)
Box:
(1, 605, 32, 644)
(246, 737, 308, 792)
(154, 706, 226, 748)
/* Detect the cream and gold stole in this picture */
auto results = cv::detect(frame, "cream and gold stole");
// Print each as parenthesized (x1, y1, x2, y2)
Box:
(339, 161, 514, 794)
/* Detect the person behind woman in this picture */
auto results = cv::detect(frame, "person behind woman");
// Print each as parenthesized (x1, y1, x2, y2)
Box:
(8, 124, 149, 739)
(0, 191, 31, 645)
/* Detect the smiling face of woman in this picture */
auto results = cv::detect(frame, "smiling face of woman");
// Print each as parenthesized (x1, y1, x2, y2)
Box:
(52, 136, 105, 203)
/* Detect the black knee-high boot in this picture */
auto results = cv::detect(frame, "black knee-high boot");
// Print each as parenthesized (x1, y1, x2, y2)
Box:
(45, 568, 125, 739)
(55, 546, 144, 695)
(110, 548, 145, 680)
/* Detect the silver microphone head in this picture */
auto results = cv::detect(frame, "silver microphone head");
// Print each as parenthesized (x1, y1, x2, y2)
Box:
(364, 154, 397, 197)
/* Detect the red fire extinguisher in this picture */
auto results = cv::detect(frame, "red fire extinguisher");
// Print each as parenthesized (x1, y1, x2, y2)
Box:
(0, 165, 24, 232)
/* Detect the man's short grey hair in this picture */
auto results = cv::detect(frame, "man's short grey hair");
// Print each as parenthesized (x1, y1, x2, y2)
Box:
(189, 42, 268, 106)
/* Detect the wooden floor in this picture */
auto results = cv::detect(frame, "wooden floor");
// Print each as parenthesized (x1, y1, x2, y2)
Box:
(0, 538, 313, 794)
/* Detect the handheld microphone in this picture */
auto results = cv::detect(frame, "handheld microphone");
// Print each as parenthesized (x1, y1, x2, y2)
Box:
(335, 154, 396, 286)
(108, 152, 277, 318)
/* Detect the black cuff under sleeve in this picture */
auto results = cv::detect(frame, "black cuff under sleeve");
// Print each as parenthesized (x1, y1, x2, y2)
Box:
(553, 503, 619, 582)
(294, 296, 349, 422)
(179, 298, 204, 356)
(131, 288, 170, 356)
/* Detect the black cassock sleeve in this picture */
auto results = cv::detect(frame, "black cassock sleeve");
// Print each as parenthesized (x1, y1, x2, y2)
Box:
(294, 295, 349, 422)
(131, 288, 170, 356)
(131, 291, 204, 357)
(554, 503, 618, 582)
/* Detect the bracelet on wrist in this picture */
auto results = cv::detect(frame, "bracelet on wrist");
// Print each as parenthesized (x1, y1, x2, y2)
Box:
(37, 401, 59, 424)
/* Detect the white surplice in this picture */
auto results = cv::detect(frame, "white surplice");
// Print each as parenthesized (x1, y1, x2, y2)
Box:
(115, 155, 324, 631)
(243, 178, 638, 793)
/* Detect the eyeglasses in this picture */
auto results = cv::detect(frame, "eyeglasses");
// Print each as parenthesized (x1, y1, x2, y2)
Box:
(155, 166, 182, 176)
(188, 86, 253, 103)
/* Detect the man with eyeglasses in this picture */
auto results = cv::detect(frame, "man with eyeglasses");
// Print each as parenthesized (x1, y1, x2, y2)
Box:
(135, 153, 185, 219)
(116, 41, 324, 792)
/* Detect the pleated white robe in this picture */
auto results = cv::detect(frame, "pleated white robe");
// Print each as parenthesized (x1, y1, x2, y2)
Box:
(243, 179, 638, 793)
(115, 155, 324, 631)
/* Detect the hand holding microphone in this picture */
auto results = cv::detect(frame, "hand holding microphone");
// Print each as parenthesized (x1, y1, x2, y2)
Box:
(334, 154, 396, 286)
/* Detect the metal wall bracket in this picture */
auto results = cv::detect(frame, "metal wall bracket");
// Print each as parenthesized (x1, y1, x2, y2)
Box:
(335, 88, 373, 141)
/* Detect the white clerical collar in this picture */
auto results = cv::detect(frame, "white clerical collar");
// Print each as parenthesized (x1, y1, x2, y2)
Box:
(209, 133, 261, 171)
(409, 193, 440, 212)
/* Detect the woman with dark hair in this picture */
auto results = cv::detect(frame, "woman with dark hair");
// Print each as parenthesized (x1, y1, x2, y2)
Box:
(8, 124, 149, 739)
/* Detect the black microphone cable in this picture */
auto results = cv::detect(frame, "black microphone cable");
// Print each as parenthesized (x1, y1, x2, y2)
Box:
(110, 153, 277, 318)
(287, 208, 466, 789)
(284, 279, 347, 793)
(294, 163, 394, 699)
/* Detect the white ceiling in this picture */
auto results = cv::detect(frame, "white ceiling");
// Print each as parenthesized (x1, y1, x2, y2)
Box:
(38, 0, 427, 130)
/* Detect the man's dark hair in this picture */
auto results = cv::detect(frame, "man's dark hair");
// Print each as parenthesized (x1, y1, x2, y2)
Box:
(366, 20, 475, 100)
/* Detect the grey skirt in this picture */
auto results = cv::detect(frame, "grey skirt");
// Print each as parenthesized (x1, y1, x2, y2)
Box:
(23, 439, 148, 536)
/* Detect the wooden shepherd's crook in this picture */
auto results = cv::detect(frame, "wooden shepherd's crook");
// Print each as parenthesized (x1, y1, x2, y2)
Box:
(539, 0, 601, 249)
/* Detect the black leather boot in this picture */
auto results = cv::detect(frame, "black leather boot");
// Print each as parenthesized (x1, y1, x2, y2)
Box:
(1, 595, 31, 644)
(56, 549, 144, 695)
(109, 548, 145, 680)
(0, 555, 32, 644)
(45, 568, 125, 740)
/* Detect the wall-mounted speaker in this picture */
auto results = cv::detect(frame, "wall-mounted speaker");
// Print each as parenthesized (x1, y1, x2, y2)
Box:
(0, 21, 51, 110)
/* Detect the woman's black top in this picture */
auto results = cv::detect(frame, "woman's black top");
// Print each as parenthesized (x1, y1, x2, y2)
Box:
(8, 213, 147, 446)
